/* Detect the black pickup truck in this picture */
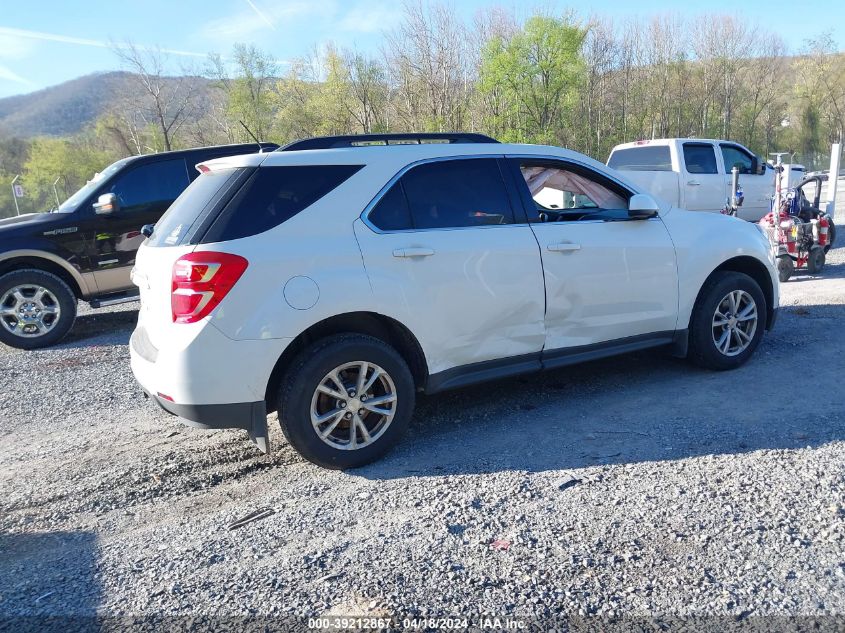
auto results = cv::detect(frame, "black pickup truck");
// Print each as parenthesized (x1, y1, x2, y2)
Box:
(0, 142, 278, 349)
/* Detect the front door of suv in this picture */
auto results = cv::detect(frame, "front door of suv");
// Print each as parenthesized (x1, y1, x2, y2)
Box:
(88, 158, 190, 293)
(506, 158, 678, 353)
(354, 157, 546, 377)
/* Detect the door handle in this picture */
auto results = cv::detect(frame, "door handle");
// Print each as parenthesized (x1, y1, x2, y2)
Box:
(547, 242, 581, 253)
(392, 247, 435, 258)
(687, 181, 701, 186)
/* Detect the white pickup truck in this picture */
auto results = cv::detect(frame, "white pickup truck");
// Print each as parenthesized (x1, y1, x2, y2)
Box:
(607, 139, 774, 221)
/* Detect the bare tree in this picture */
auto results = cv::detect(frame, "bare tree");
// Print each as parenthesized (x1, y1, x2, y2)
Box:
(384, 1, 472, 131)
(113, 41, 199, 151)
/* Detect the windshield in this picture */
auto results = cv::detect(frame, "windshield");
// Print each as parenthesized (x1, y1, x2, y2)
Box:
(56, 156, 134, 212)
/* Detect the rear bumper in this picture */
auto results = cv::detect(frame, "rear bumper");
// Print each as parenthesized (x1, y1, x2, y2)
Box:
(147, 393, 269, 453)
(130, 320, 292, 454)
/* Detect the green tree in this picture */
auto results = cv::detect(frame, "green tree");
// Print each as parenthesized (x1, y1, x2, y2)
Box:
(209, 44, 279, 142)
(479, 15, 587, 144)
(22, 137, 113, 212)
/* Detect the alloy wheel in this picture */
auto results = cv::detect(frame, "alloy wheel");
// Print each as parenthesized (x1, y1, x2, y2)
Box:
(711, 289, 758, 357)
(309, 361, 398, 450)
(0, 284, 62, 338)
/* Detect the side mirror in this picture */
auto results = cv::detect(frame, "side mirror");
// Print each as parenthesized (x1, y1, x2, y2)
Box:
(93, 193, 119, 215)
(628, 193, 660, 219)
(141, 224, 155, 238)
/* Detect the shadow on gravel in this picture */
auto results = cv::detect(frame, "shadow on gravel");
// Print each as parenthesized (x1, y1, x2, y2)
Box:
(358, 299, 845, 480)
(0, 530, 101, 628)
(784, 259, 845, 283)
(59, 307, 139, 349)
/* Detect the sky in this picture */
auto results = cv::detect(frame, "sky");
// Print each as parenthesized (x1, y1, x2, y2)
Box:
(0, 0, 844, 99)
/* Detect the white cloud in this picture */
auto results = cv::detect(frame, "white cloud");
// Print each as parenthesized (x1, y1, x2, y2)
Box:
(0, 63, 32, 86)
(0, 32, 37, 60)
(199, 1, 337, 40)
(0, 26, 209, 59)
(338, 2, 402, 33)
(244, 0, 277, 30)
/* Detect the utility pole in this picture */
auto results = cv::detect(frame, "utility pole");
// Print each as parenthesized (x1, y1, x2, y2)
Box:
(52, 177, 61, 209)
(826, 143, 841, 223)
(10, 175, 21, 216)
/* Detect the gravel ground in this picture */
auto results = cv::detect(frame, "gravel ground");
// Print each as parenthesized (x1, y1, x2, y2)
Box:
(1, 246, 844, 631)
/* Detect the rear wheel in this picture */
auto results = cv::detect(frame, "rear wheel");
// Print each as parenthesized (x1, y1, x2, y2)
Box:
(688, 271, 766, 371)
(807, 247, 825, 274)
(277, 334, 415, 469)
(0, 269, 77, 350)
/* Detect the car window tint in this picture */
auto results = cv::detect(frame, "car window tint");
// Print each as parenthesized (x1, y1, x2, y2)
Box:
(202, 165, 363, 243)
(608, 146, 672, 171)
(104, 159, 189, 213)
(400, 159, 513, 229)
(683, 144, 718, 175)
(518, 162, 628, 221)
(720, 145, 754, 174)
(368, 181, 413, 231)
(147, 168, 244, 247)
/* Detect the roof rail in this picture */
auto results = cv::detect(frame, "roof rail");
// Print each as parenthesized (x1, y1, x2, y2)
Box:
(278, 133, 500, 152)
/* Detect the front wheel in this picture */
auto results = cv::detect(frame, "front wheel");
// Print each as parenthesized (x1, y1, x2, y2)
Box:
(0, 269, 77, 350)
(688, 271, 766, 371)
(276, 334, 415, 469)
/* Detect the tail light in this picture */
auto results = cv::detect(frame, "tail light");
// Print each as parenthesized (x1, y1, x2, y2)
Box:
(171, 252, 248, 324)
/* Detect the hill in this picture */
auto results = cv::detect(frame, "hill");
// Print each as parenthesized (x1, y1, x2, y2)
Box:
(0, 72, 216, 139)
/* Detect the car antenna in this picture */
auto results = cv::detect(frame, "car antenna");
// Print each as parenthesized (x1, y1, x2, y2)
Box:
(239, 121, 262, 152)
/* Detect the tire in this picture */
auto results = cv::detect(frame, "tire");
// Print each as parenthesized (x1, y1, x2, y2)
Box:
(777, 256, 794, 283)
(824, 218, 836, 253)
(276, 334, 415, 469)
(807, 247, 825, 274)
(0, 269, 77, 350)
(688, 271, 766, 371)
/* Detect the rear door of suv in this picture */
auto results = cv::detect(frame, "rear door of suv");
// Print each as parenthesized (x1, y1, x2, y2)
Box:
(354, 156, 546, 380)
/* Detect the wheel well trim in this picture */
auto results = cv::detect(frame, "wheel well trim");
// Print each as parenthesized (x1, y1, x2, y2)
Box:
(0, 250, 92, 298)
(263, 311, 429, 410)
(691, 255, 776, 331)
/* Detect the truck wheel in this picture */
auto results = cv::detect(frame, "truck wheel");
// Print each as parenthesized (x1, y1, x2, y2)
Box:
(276, 334, 415, 469)
(777, 256, 793, 283)
(807, 247, 825, 274)
(688, 271, 766, 371)
(0, 269, 77, 350)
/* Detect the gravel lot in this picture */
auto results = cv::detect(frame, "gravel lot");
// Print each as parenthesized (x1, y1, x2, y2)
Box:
(1, 244, 844, 630)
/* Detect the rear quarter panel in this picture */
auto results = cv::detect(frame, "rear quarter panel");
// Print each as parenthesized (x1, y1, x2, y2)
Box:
(196, 163, 393, 343)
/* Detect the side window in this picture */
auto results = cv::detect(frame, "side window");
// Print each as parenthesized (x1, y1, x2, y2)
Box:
(517, 161, 629, 222)
(682, 143, 718, 175)
(368, 181, 413, 231)
(399, 158, 514, 229)
(720, 144, 754, 175)
(202, 164, 363, 243)
(103, 159, 189, 214)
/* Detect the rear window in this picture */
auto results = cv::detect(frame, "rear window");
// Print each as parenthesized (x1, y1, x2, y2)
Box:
(201, 165, 363, 243)
(146, 168, 244, 247)
(608, 146, 672, 171)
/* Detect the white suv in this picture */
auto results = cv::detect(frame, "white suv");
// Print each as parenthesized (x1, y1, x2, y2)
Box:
(130, 133, 778, 469)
